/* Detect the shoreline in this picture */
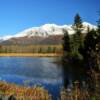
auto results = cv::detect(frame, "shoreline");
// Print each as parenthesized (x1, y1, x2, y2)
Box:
(0, 53, 62, 57)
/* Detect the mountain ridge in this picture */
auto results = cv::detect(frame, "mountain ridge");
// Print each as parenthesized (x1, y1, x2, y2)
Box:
(0, 22, 97, 45)
(0, 22, 97, 40)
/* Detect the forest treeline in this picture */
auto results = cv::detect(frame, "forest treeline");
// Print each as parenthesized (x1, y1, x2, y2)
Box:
(0, 45, 62, 53)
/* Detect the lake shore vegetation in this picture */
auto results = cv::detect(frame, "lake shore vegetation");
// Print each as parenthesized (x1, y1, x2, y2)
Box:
(0, 81, 52, 100)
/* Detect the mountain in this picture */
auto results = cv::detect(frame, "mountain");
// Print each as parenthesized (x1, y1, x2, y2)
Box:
(0, 22, 97, 45)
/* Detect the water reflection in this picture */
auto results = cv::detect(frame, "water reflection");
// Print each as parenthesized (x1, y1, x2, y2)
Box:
(0, 57, 63, 100)
(62, 57, 87, 88)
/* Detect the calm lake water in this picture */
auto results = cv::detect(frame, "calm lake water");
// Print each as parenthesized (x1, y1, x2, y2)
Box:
(0, 57, 87, 100)
(0, 57, 63, 100)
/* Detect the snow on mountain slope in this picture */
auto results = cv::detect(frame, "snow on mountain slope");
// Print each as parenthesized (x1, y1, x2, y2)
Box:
(0, 35, 13, 41)
(13, 24, 70, 38)
(0, 22, 97, 41)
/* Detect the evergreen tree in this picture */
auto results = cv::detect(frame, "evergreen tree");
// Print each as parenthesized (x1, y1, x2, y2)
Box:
(82, 19, 100, 92)
(97, 19, 100, 33)
(62, 29, 70, 53)
(72, 13, 83, 57)
(73, 13, 83, 32)
(84, 29, 97, 52)
(95, 11, 100, 71)
(97, 10, 100, 34)
(62, 29, 71, 63)
(96, 10, 100, 47)
(81, 11, 100, 71)
(83, 29, 98, 70)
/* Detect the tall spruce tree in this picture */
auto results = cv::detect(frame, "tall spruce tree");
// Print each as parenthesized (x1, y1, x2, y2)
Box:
(73, 13, 83, 31)
(72, 13, 83, 57)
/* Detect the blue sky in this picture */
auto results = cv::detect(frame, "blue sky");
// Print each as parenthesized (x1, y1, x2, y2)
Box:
(0, 0, 99, 36)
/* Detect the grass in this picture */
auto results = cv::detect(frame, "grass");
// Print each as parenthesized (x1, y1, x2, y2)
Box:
(0, 81, 51, 100)
(0, 53, 62, 57)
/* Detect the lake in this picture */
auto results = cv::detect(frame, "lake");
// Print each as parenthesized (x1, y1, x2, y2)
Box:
(0, 57, 63, 100)
(0, 57, 87, 100)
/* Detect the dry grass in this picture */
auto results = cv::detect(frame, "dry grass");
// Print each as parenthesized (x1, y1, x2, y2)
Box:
(0, 81, 51, 100)
(0, 53, 62, 57)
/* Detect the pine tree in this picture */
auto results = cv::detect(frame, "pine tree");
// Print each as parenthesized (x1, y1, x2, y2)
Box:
(62, 29, 70, 52)
(95, 11, 100, 71)
(96, 10, 100, 49)
(97, 10, 100, 34)
(84, 29, 97, 52)
(72, 13, 83, 56)
(83, 29, 98, 70)
(62, 29, 71, 63)
(73, 13, 83, 32)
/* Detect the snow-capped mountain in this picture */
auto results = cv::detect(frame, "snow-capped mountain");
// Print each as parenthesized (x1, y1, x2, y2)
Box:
(0, 22, 97, 45)
(0, 22, 97, 41)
